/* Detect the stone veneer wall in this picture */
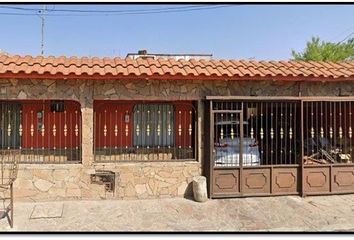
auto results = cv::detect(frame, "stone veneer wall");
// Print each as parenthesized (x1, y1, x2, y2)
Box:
(92, 79, 354, 100)
(1, 78, 353, 201)
(14, 162, 200, 201)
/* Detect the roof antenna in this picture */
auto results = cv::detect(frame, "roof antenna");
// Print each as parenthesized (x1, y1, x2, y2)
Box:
(38, 5, 46, 56)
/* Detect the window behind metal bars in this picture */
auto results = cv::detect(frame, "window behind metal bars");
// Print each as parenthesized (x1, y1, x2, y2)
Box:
(93, 101, 196, 162)
(133, 104, 174, 147)
(0, 102, 21, 150)
(0, 100, 82, 164)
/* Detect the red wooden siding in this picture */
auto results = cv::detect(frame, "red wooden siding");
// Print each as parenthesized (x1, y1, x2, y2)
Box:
(175, 104, 194, 148)
(21, 100, 81, 149)
(94, 101, 134, 149)
(93, 100, 194, 149)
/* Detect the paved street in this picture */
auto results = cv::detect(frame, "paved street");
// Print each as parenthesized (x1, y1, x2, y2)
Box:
(1, 195, 354, 232)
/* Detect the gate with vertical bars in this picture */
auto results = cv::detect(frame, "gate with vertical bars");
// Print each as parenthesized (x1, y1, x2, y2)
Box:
(206, 96, 354, 197)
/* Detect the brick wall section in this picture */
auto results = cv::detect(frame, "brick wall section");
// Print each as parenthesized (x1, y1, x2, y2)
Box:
(1, 78, 353, 201)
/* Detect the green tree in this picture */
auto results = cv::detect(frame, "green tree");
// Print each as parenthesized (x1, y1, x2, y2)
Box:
(291, 36, 354, 62)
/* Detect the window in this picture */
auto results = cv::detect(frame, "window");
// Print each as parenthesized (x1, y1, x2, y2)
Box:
(133, 104, 174, 147)
(0, 102, 21, 149)
(93, 100, 196, 162)
(0, 100, 81, 164)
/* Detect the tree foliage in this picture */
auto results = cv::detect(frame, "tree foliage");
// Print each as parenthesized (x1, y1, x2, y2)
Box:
(292, 36, 354, 62)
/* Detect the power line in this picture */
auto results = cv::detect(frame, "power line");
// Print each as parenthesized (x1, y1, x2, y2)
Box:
(330, 24, 354, 42)
(337, 30, 354, 44)
(0, 4, 209, 13)
(0, 5, 235, 16)
(0, 6, 232, 17)
(323, 27, 354, 59)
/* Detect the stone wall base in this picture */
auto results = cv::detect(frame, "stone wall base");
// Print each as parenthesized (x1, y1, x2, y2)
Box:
(13, 162, 201, 202)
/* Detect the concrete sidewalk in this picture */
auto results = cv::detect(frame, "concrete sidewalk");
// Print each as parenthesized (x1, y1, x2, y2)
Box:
(1, 195, 354, 232)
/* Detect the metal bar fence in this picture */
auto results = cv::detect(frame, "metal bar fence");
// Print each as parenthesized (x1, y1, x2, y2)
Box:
(0, 100, 81, 164)
(303, 101, 354, 165)
(93, 101, 197, 162)
(212, 100, 301, 167)
(211, 99, 354, 167)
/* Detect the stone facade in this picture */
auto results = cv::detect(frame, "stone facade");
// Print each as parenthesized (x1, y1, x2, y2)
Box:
(1, 78, 352, 101)
(14, 162, 200, 201)
(1, 78, 353, 201)
(93, 79, 354, 99)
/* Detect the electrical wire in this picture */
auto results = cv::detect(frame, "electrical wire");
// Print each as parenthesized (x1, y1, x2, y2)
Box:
(0, 5, 235, 16)
(330, 24, 354, 42)
(337, 30, 354, 44)
(0, 4, 209, 13)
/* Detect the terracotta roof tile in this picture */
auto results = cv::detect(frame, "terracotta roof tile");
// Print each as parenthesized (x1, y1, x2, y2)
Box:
(203, 65, 218, 76)
(236, 66, 252, 76)
(0, 54, 354, 81)
(326, 62, 344, 69)
(337, 68, 353, 77)
(194, 65, 208, 75)
(0, 55, 7, 63)
(257, 60, 274, 69)
(337, 62, 354, 69)
(199, 59, 214, 68)
(190, 59, 203, 68)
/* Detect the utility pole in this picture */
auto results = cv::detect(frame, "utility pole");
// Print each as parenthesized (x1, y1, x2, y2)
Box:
(39, 5, 46, 56)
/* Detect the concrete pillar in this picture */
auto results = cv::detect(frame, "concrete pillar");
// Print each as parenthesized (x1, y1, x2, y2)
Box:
(81, 107, 93, 166)
(79, 81, 94, 167)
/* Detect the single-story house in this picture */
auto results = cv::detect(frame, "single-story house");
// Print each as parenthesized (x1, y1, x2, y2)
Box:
(0, 54, 354, 201)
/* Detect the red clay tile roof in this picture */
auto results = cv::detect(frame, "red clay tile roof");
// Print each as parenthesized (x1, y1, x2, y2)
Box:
(1, 54, 354, 81)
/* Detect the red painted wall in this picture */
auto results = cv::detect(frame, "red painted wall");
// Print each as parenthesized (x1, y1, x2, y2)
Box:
(93, 100, 194, 149)
(175, 104, 194, 148)
(21, 100, 81, 149)
(94, 101, 134, 148)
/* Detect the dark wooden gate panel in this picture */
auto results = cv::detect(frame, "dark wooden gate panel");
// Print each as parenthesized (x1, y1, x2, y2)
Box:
(272, 167, 299, 194)
(303, 165, 354, 195)
(332, 166, 354, 192)
(242, 168, 271, 194)
(212, 166, 300, 197)
(212, 169, 240, 195)
(303, 166, 330, 193)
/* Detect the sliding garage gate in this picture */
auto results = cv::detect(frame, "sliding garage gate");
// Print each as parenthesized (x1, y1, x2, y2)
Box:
(302, 99, 354, 195)
(206, 97, 354, 198)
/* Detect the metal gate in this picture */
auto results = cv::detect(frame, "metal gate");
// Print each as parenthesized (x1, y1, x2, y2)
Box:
(207, 97, 354, 198)
(207, 97, 301, 198)
(302, 99, 354, 195)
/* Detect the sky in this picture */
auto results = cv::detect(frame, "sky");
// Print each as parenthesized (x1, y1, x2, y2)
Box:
(0, 4, 354, 60)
